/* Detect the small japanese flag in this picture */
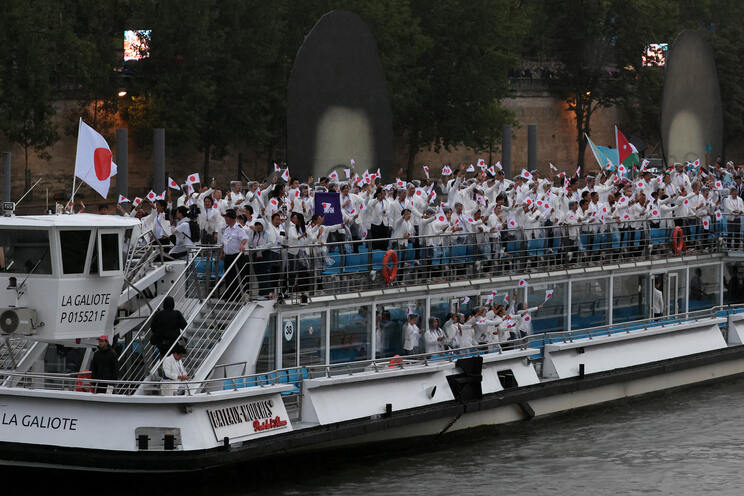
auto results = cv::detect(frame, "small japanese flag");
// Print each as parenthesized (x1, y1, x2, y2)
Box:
(543, 202, 551, 211)
(715, 209, 723, 220)
(274, 162, 281, 172)
(281, 168, 290, 182)
(559, 171, 566, 179)
(396, 178, 405, 188)
(132, 197, 142, 207)
(461, 296, 470, 304)
(618, 164, 626, 175)
(619, 196, 627, 204)
(441, 165, 452, 176)
(694, 158, 700, 167)
(715, 180, 723, 190)
(186, 173, 200, 184)
(521, 169, 533, 181)
(636, 181, 644, 189)
(503, 294, 510, 303)
(118, 194, 130, 204)
(466, 164, 475, 172)
(576, 166, 581, 177)
(477, 158, 486, 168)
(437, 214, 446, 222)
(508, 218, 518, 228)
(518, 279, 527, 288)
(329, 170, 339, 181)
(494, 161, 503, 170)
(523, 315, 531, 323)
(488, 166, 496, 176)
(526, 198, 532, 206)
(683, 199, 689, 205)
(156, 191, 166, 200)
(168, 177, 180, 190)
(349, 208, 356, 216)
(623, 213, 630, 220)
(295, 190, 300, 197)
(545, 289, 554, 301)
(641, 159, 650, 171)
(549, 163, 558, 172)
(350, 158, 356, 168)
(270, 198, 278, 207)
(344, 168, 351, 179)
(485, 295, 494, 305)
(146, 190, 156, 202)
(423, 165, 430, 179)
(416, 187, 424, 197)
(703, 218, 710, 230)
(651, 209, 660, 218)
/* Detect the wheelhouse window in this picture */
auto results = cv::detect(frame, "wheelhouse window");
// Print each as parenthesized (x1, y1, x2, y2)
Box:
(100, 232, 121, 272)
(59, 230, 91, 274)
(0, 229, 52, 274)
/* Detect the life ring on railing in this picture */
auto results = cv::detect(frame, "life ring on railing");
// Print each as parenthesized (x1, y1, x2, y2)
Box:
(381, 250, 398, 284)
(75, 370, 93, 392)
(672, 226, 686, 254)
(388, 354, 402, 367)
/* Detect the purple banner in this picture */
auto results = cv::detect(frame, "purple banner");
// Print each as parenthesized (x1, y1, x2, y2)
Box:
(314, 192, 343, 226)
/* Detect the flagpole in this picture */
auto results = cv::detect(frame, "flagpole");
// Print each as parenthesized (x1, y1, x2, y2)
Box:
(71, 117, 82, 209)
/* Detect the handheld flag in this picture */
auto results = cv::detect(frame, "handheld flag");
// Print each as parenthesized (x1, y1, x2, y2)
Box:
(477, 158, 486, 169)
(441, 165, 452, 176)
(423, 165, 430, 179)
(518, 279, 527, 288)
(168, 177, 180, 190)
(329, 170, 339, 181)
(281, 168, 290, 182)
(344, 168, 351, 179)
(274, 162, 281, 172)
(466, 164, 475, 172)
(132, 197, 142, 207)
(118, 195, 130, 204)
(146, 190, 156, 202)
(186, 173, 200, 184)
(545, 290, 554, 302)
(74, 119, 118, 199)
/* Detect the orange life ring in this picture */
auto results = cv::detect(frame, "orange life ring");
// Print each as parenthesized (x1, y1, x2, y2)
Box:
(381, 249, 398, 284)
(388, 354, 402, 367)
(75, 371, 93, 392)
(671, 226, 686, 254)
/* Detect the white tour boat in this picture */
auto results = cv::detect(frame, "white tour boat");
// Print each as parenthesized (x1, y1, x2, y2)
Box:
(0, 209, 743, 473)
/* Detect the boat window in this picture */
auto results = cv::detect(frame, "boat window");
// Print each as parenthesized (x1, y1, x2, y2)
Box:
(256, 316, 276, 373)
(613, 274, 650, 324)
(690, 265, 720, 311)
(330, 306, 371, 363)
(100, 233, 121, 271)
(375, 301, 424, 358)
(59, 230, 91, 274)
(0, 229, 52, 274)
(724, 262, 744, 305)
(570, 279, 608, 330)
(528, 282, 567, 333)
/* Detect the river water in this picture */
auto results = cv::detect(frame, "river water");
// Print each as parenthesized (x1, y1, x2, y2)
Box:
(11, 377, 744, 495)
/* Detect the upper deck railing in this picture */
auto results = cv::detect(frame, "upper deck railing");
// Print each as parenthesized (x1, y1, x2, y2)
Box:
(196, 216, 733, 303)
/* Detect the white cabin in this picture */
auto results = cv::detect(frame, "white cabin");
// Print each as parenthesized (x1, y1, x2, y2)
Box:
(0, 214, 140, 341)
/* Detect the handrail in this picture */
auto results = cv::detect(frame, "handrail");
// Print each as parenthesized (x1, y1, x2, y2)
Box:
(3, 304, 740, 396)
(117, 246, 220, 382)
(141, 251, 249, 387)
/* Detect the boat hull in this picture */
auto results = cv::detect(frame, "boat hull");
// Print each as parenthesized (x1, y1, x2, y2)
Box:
(1, 346, 743, 473)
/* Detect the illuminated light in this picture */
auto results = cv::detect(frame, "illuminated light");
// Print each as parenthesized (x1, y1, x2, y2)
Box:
(117, 90, 127, 97)
(642, 43, 668, 67)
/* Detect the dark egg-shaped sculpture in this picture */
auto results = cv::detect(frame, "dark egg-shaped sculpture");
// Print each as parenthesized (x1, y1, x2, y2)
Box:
(287, 10, 393, 179)
(661, 30, 723, 164)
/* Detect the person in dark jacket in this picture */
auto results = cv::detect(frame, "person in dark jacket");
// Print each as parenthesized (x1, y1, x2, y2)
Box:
(150, 296, 188, 356)
(90, 335, 118, 394)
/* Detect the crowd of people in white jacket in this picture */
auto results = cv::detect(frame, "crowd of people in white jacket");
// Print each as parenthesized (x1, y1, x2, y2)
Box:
(109, 158, 744, 295)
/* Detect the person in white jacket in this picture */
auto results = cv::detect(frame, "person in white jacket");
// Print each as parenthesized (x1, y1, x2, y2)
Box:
(402, 313, 422, 355)
(724, 187, 744, 249)
(161, 344, 189, 396)
(423, 318, 445, 353)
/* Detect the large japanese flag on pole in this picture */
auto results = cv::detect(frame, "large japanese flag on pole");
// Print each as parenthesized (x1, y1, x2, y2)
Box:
(74, 119, 117, 198)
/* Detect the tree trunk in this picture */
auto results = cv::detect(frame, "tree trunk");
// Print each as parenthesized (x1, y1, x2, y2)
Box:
(574, 91, 585, 171)
(202, 146, 210, 181)
(406, 136, 418, 179)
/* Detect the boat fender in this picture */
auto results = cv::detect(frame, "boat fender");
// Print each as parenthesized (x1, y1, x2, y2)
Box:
(672, 226, 686, 254)
(381, 250, 398, 284)
(388, 354, 403, 367)
(75, 371, 93, 393)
